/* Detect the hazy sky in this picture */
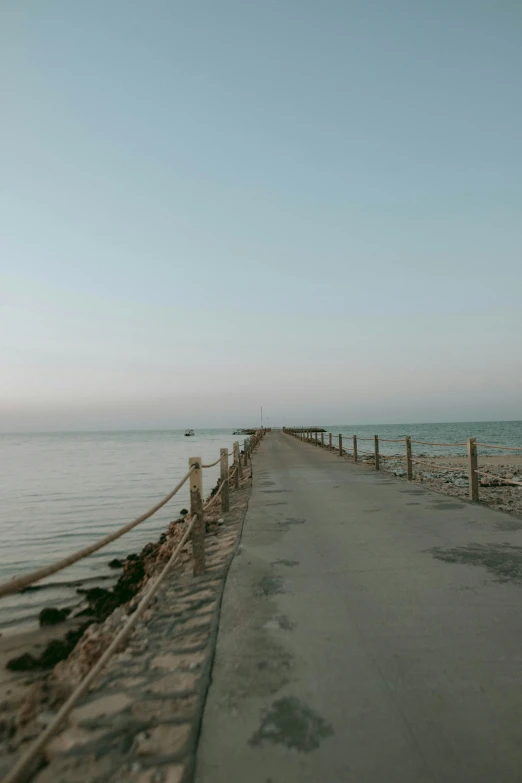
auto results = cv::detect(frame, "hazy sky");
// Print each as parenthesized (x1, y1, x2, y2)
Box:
(1, 1, 521, 431)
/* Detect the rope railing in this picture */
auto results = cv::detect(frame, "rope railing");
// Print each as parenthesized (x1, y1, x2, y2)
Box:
(475, 443, 522, 452)
(475, 470, 522, 487)
(410, 439, 467, 447)
(0, 433, 262, 600)
(2, 428, 265, 783)
(283, 427, 521, 503)
(203, 478, 226, 511)
(0, 467, 196, 599)
(201, 456, 222, 469)
(2, 513, 198, 783)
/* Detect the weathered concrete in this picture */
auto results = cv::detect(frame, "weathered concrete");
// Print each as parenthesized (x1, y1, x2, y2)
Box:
(196, 431, 522, 783)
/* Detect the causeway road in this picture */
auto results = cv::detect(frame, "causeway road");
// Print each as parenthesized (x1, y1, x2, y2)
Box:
(196, 430, 522, 782)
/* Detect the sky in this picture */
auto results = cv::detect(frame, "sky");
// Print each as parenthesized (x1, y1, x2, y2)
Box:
(1, 0, 521, 431)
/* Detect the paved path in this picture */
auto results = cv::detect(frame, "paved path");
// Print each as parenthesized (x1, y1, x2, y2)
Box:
(196, 431, 522, 783)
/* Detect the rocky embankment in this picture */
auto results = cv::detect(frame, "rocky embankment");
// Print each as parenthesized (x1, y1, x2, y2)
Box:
(0, 462, 252, 782)
(0, 514, 189, 755)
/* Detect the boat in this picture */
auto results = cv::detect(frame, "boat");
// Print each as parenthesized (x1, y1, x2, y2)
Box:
(184, 429, 195, 437)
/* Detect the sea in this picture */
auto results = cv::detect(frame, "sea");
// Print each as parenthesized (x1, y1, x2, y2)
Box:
(1, 422, 521, 632)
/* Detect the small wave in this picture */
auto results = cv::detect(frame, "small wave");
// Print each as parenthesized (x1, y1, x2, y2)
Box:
(20, 573, 114, 594)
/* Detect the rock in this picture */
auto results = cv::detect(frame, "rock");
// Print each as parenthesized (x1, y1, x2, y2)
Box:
(69, 692, 132, 724)
(480, 477, 503, 487)
(393, 469, 406, 477)
(16, 680, 72, 728)
(180, 509, 189, 516)
(108, 558, 124, 568)
(7, 624, 89, 671)
(134, 724, 191, 757)
(453, 478, 468, 488)
(39, 607, 71, 626)
(6, 653, 39, 672)
(46, 726, 106, 760)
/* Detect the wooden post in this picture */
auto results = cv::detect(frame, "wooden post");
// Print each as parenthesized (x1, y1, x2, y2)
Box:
(315, 431, 318, 445)
(220, 448, 230, 512)
(238, 441, 243, 479)
(374, 435, 380, 470)
(233, 442, 240, 488)
(329, 432, 332, 451)
(353, 435, 357, 463)
(338, 434, 342, 456)
(467, 437, 479, 501)
(189, 457, 205, 576)
(321, 432, 324, 447)
(405, 436, 413, 481)
(243, 439, 248, 466)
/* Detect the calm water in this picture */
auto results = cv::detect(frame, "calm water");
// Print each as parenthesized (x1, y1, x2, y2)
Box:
(0, 429, 241, 630)
(1, 422, 521, 630)
(330, 421, 522, 457)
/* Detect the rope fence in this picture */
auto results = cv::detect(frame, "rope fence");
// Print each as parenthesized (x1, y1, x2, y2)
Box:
(284, 427, 521, 502)
(1, 428, 267, 783)
(410, 439, 467, 447)
(475, 470, 522, 487)
(476, 443, 522, 452)
(0, 468, 196, 599)
(201, 456, 222, 469)
(2, 513, 198, 783)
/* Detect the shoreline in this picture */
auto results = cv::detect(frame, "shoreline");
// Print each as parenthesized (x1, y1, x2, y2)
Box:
(0, 460, 252, 781)
(0, 511, 191, 762)
(0, 465, 231, 771)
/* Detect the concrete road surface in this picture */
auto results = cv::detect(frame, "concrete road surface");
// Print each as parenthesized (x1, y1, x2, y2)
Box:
(196, 431, 522, 782)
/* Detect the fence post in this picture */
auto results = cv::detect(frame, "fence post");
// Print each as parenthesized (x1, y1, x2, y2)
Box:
(220, 449, 230, 512)
(467, 437, 479, 501)
(353, 435, 357, 463)
(329, 432, 332, 451)
(189, 457, 205, 576)
(243, 439, 249, 467)
(374, 435, 380, 470)
(338, 434, 342, 456)
(405, 436, 413, 481)
(315, 431, 318, 445)
(321, 432, 324, 447)
(238, 441, 244, 479)
(233, 442, 240, 488)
